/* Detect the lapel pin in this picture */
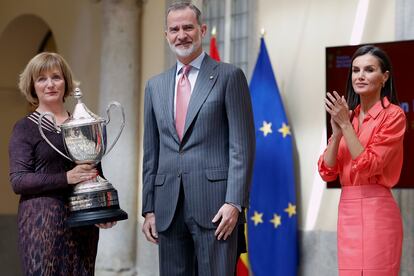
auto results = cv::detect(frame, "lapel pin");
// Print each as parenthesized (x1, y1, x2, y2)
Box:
(209, 75, 214, 80)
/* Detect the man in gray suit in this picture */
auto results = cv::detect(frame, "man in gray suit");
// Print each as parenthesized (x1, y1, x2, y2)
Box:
(142, 2, 255, 275)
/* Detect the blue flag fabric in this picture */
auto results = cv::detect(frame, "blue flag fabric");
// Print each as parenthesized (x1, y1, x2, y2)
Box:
(247, 37, 298, 275)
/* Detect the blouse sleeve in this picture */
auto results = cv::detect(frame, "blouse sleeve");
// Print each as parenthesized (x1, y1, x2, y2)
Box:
(350, 107, 406, 187)
(8, 121, 68, 195)
(318, 136, 341, 182)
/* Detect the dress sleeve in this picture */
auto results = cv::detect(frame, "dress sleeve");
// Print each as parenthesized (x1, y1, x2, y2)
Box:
(8, 121, 68, 195)
(350, 108, 406, 187)
(318, 136, 341, 182)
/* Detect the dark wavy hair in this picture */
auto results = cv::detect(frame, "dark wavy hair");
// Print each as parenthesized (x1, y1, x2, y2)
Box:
(346, 45, 398, 111)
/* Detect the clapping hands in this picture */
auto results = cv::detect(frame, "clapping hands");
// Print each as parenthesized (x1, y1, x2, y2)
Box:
(325, 91, 352, 136)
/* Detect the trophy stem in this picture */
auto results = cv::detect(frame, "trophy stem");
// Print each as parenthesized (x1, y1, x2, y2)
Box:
(72, 175, 113, 194)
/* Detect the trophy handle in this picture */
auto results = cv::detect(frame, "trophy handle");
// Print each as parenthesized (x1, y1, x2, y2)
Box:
(38, 112, 72, 161)
(104, 101, 125, 156)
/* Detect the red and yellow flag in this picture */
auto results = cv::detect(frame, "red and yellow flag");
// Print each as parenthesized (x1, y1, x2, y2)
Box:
(237, 254, 249, 276)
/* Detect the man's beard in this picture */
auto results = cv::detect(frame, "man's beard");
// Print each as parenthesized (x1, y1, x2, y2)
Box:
(169, 39, 201, 58)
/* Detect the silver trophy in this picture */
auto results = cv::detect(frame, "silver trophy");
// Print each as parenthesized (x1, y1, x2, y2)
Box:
(38, 87, 128, 227)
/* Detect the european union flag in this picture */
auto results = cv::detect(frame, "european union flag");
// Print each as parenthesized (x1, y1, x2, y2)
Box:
(247, 37, 298, 275)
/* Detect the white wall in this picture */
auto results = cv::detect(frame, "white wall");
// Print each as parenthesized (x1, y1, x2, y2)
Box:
(256, 0, 395, 231)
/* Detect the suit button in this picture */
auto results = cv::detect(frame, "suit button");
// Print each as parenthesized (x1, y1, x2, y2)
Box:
(177, 173, 181, 178)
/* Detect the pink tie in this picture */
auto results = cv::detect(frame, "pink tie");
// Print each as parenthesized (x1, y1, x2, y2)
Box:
(175, 65, 192, 141)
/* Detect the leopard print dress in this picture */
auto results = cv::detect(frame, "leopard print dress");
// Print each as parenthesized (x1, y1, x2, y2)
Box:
(9, 112, 99, 275)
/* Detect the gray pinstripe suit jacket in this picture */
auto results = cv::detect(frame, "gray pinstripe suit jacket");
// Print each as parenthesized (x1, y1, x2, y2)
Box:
(142, 54, 255, 232)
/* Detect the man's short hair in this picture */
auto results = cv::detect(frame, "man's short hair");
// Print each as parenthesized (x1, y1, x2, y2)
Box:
(166, 1, 202, 26)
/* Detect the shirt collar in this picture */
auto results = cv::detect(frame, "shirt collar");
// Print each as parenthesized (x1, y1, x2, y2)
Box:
(176, 51, 205, 75)
(354, 96, 391, 119)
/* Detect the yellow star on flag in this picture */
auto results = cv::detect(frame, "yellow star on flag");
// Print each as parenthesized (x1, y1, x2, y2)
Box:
(284, 202, 296, 218)
(270, 214, 282, 229)
(278, 122, 291, 138)
(251, 211, 264, 226)
(260, 121, 272, 137)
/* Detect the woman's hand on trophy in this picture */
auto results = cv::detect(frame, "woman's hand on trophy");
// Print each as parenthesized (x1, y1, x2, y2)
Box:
(95, 222, 117, 229)
(66, 164, 98, 184)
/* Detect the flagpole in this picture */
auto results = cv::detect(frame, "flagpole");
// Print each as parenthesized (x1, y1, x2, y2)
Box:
(212, 26, 217, 36)
(260, 28, 266, 38)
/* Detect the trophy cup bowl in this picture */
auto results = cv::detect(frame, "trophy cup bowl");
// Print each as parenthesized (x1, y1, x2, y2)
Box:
(38, 88, 128, 227)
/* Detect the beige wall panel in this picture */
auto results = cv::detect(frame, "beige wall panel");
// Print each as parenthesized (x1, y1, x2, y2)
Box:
(0, 0, 102, 111)
(138, 0, 166, 219)
(136, 0, 166, 274)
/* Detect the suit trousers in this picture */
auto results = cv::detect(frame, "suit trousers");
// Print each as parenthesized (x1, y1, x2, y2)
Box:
(158, 185, 238, 276)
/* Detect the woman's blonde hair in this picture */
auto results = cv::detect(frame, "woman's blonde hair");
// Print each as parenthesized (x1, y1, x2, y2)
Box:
(18, 52, 76, 106)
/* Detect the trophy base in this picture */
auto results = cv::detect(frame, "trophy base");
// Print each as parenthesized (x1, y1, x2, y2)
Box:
(67, 208, 128, 228)
(67, 177, 128, 228)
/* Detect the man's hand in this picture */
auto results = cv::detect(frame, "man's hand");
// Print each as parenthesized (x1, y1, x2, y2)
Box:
(212, 203, 239, 240)
(142, 212, 158, 244)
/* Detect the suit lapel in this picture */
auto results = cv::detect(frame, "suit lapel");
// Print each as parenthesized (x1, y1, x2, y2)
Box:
(183, 55, 218, 138)
(160, 65, 180, 144)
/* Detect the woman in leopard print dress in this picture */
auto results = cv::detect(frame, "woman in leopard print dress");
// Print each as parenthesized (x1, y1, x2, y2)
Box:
(9, 52, 114, 275)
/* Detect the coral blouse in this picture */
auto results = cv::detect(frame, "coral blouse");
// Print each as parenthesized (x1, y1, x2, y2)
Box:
(318, 97, 406, 187)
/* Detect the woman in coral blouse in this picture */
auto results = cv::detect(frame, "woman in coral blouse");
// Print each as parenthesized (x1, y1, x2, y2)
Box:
(318, 45, 405, 276)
